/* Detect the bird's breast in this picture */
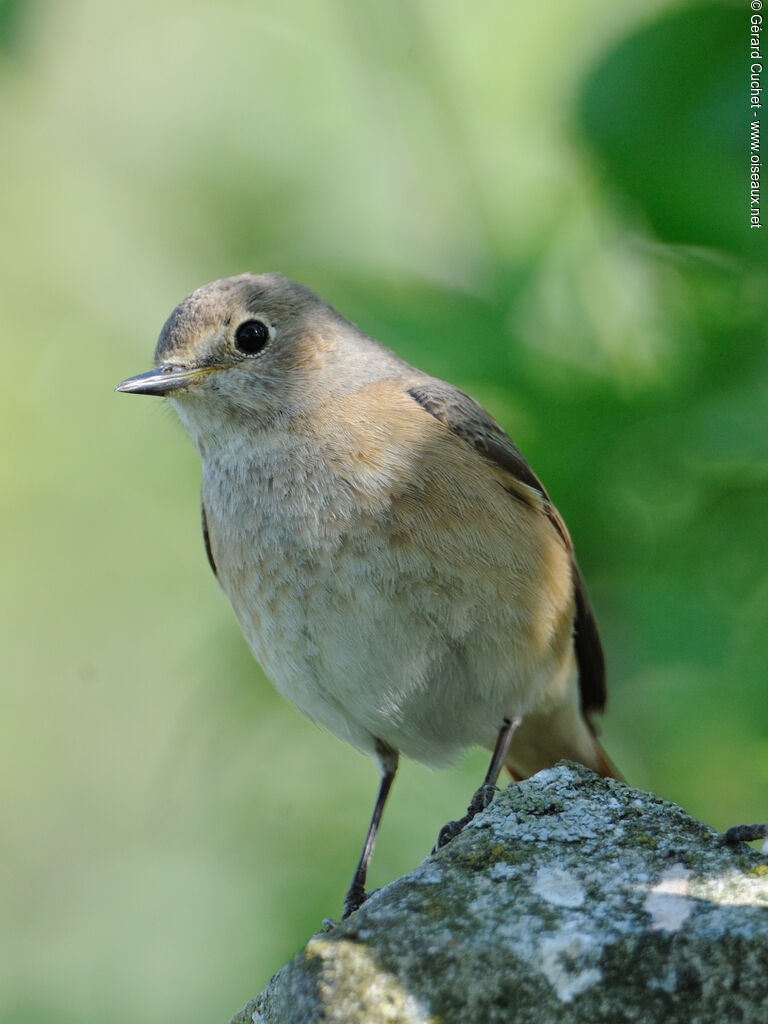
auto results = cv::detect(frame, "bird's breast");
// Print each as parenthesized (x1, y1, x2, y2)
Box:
(197, 410, 577, 765)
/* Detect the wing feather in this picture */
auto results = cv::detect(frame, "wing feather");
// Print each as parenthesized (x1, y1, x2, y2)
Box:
(406, 380, 606, 716)
(201, 499, 218, 578)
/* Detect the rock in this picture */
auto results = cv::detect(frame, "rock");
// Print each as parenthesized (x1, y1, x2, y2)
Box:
(231, 762, 768, 1024)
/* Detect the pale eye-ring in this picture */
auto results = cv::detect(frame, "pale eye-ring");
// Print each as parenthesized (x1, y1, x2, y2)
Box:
(234, 319, 271, 355)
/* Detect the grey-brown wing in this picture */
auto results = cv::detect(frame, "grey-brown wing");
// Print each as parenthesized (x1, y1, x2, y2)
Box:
(406, 380, 606, 717)
(201, 499, 218, 578)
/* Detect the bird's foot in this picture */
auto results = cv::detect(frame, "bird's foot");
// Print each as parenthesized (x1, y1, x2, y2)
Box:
(433, 783, 498, 852)
(342, 879, 368, 919)
(723, 822, 768, 844)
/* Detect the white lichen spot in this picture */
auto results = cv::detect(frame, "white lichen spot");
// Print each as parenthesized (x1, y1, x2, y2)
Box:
(413, 860, 444, 885)
(529, 767, 560, 786)
(489, 861, 516, 881)
(423, 927, 456, 955)
(532, 866, 586, 908)
(643, 863, 693, 932)
(467, 891, 496, 918)
(538, 932, 602, 1002)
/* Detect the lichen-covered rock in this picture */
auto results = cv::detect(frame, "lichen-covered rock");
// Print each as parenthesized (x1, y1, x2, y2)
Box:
(233, 763, 768, 1024)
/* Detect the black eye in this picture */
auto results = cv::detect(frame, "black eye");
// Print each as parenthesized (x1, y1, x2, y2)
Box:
(234, 319, 271, 355)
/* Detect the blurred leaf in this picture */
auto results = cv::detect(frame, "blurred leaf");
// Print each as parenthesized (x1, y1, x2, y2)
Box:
(0, 0, 30, 57)
(578, 3, 761, 257)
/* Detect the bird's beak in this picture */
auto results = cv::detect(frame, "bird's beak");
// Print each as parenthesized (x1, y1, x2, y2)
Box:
(115, 365, 217, 397)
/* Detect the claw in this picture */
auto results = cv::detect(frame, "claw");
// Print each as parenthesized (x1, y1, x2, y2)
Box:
(342, 881, 368, 919)
(431, 717, 521, 855)
(433, 819, 465, 853)
(724, 823, 768, 844)
(433, 784, 500, 852)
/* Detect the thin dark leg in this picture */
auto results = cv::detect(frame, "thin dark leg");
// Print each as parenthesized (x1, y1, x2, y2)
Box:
(482, 715, 522, 788)
(343, 742, 399, 919)
(434, 716, 522, 851)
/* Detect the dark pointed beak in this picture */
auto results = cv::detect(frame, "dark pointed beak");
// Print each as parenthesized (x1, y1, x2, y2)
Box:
(115, 365, 217, 396)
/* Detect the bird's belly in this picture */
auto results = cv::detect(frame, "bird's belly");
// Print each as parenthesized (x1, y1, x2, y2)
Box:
(212, 514, 574, 767)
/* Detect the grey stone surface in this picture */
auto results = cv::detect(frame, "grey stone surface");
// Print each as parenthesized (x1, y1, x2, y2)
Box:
(231, 763, 768, 1024)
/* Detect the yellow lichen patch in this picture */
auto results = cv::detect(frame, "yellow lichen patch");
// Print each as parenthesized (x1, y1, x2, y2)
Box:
(304, 937, 435, 1023)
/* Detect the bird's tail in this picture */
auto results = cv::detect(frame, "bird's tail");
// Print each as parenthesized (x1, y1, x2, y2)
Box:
(504, 698, 622, 781)
(589, 738, 623, 781)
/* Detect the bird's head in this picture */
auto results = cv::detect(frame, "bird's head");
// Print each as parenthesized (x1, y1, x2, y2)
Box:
(116, 273, 394, 444)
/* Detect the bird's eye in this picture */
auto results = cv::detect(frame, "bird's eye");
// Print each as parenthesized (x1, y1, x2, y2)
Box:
(234, 319, 271, 355)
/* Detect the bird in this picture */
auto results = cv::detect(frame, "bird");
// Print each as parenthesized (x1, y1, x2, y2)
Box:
(116, 272, 617, 918)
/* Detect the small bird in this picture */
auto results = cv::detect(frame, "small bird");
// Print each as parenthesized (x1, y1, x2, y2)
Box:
(116, 273, 617, 917)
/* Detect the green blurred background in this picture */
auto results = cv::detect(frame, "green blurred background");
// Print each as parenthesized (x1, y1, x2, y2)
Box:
(1, 0, 766, 1020)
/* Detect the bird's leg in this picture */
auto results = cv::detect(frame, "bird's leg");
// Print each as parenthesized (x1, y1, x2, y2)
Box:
(723, 823, 768, 844)
(434, 716, 522, 852)
(342, 741, 399, 919)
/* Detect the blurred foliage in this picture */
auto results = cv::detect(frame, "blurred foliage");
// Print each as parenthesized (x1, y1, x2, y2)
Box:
(0, 0, 27, 54)
(0, 2, 766, 1023)
(579, 3, 750, 253)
